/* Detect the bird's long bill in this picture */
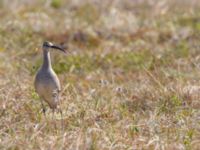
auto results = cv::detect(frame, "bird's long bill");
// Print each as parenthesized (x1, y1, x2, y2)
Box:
(51, 45, 66, 53)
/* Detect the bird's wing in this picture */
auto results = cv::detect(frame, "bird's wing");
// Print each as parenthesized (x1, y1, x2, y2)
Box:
(52, 89, 60, 105)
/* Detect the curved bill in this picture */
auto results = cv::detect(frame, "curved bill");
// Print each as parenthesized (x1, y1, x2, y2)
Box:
(51, 45, 66, 53)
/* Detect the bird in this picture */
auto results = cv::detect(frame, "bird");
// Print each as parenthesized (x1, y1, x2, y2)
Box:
(34, 41, 66, 117)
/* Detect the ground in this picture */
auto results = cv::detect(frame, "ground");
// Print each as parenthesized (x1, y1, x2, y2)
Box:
(0, 0, 200, 149)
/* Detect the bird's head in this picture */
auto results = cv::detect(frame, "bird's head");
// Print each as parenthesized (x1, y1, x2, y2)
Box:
(42, 41, 66, 53)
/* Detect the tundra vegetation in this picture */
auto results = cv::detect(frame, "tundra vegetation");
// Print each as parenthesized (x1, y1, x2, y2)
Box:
(0, 0, 200, 149)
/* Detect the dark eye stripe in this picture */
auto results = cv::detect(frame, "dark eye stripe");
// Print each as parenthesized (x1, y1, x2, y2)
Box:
(43, 42, 50, 47)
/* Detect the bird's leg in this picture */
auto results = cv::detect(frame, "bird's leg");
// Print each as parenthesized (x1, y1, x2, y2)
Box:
(52, 109, 57, 130)
(52, 109, 55, 120)
(57, 98, 64, 130)
(58, 108, 64, 130)
(40, 100, 46, 116)
(39, 100, 48, 125)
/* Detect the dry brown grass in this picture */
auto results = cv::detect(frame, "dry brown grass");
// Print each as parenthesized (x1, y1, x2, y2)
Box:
(0, 0, 200, 149)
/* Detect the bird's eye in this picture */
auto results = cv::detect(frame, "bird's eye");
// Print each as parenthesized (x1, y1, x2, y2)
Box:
(43, 42, 49, 47)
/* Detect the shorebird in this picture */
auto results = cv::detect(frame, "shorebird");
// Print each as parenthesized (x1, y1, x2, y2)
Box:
(34, 41, 66, 117)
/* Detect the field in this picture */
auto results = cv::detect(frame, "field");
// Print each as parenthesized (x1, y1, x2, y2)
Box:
(0, 0, 200, 149)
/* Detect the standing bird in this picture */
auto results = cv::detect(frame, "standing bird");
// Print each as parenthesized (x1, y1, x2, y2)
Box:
(34, 41, 66, 116)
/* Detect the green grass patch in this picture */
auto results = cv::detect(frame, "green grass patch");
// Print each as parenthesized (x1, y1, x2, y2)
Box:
(176, 15, 200, 32)
(51, 50, 154, 74)
(174, 41, 189, 58)
(51, 0, 62, 9)
(158, 95, 183, 114)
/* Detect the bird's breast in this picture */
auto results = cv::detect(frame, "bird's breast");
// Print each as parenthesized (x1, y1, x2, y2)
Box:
(34, 68, 61, 94)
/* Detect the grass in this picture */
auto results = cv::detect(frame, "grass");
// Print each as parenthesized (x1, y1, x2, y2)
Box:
(0, 0, 200, 149)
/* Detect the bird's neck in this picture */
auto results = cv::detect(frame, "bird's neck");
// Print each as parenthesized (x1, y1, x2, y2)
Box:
(42, 49, 52, 69)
